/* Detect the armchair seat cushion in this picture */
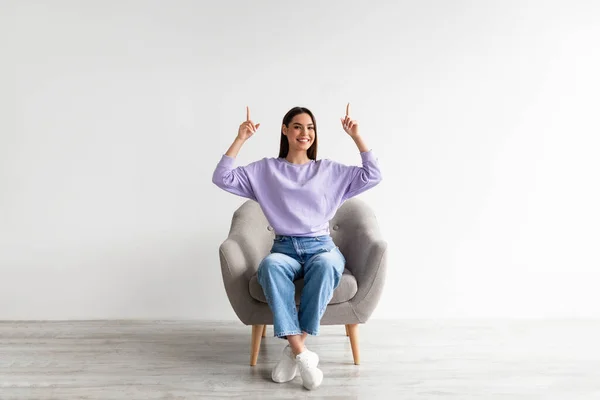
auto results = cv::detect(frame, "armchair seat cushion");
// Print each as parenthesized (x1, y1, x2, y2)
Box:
(248, 268, 358, 305)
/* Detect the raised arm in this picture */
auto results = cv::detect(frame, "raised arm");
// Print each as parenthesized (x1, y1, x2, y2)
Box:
(341, 102, 369, 153)
(339, 103, 383, 200)
(225, 106, 260, 158)
(212, 107, 261, 199)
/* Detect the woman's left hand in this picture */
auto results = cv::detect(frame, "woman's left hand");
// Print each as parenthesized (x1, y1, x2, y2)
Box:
(340, 103, 360, 138)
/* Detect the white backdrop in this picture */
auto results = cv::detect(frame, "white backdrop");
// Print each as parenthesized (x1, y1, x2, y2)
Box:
(1, 0, 599, 320)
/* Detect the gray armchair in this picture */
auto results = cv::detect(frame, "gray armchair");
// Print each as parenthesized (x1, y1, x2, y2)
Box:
(218, 198, 387, 366)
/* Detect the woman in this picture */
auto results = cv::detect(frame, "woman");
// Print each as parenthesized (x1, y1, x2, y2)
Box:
(212, 104, 382, 390)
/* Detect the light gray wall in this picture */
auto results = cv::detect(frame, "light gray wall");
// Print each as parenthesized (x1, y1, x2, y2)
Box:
(1, 0, 598, 320)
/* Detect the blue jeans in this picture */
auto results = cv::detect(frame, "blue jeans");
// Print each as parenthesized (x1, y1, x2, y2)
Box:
(257, 235, 346, 338)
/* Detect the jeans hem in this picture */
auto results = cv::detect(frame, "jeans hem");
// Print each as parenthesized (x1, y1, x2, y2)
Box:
(274, 330, 302, 338)
(300, 328, 319, 336)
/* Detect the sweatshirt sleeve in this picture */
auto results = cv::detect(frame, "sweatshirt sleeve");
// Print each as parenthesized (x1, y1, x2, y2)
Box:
(340, 150, 383, 202)
(211, 154, 257, 201)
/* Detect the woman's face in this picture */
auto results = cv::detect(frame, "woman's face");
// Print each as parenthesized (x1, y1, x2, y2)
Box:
(282, 113, 315, 151)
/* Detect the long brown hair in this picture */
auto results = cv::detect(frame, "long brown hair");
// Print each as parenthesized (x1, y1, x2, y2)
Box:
(278, 107, 318, 160)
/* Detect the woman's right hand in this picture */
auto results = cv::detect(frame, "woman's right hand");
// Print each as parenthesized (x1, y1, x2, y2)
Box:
(237, 106, 260, 141)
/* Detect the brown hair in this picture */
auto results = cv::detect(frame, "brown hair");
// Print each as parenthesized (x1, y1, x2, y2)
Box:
(278, 107, 318, 160)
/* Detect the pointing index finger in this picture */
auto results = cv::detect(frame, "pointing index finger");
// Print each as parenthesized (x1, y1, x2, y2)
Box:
(246, 106, 250, 121)
(346, 103, 350, 117)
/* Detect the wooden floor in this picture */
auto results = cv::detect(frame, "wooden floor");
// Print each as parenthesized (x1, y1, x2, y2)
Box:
(1, 320, 599, 399)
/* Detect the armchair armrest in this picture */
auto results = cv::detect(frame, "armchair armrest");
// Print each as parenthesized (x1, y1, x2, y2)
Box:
(219, 238, 259, 325)
(344, 234, 388, 322)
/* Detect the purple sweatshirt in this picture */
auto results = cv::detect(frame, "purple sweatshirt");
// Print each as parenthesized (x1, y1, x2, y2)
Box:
(212, 150, 382, 237)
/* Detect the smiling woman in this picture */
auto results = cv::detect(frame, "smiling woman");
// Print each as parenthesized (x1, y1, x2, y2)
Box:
(211, 104, 382, 390)
(279, 107, 318, 164)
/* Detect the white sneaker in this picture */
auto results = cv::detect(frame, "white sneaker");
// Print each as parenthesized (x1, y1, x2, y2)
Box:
(296, 349, 323, 390)
(271, 345, 298, 383)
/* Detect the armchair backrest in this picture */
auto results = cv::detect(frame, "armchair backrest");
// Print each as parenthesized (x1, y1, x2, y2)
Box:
(329, 198, 384, 275)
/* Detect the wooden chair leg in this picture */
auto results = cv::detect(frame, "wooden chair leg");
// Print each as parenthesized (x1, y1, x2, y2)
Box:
(345, 324, 349, 336)
(250, 325, 263, 366)
(347, 323, 360, 365)
(262, 325, 267, 337)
